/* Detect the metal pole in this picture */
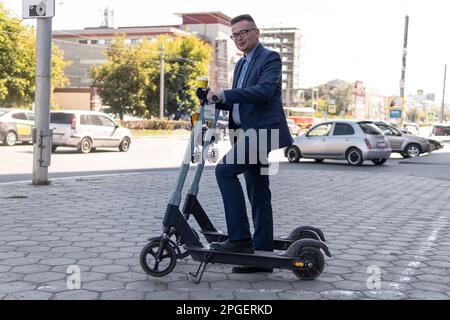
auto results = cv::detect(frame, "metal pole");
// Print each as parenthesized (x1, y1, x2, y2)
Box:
(32, 18, 53, 185)
(400, 15, 409, 125)
(441, 64, 447, 123)
(159, 42, 165, 119)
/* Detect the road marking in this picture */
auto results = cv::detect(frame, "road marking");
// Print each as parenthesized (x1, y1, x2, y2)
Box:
(397, 216, 446, 283)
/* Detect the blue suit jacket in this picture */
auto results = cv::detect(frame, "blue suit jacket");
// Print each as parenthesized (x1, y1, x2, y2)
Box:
(216, 43, 293, 153)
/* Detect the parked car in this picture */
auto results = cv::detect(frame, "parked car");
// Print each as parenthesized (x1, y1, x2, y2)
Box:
(287, 118, 302, 136)
(0, 108, 34, 146)
(50, 110, 132, 153)
(370, 121, 431, 158)
(430, 123, 450, 142)
(427, 138, 444, 152)
(285, 120, 392, 166)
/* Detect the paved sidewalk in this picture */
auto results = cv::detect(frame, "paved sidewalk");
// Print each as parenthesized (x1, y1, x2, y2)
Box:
(0, 163, 449, 300)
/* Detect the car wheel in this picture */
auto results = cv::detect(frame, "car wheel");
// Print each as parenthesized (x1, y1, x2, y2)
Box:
(119, 137, 131, 152)
(346, 148, 364, 166)
(372, 158, 387, 165)
(286, 146, 301, 163)
(314, 159, 324, 163)
(4, 131, 17, 146)
(404, 143, 421, 158)
(79, 137, 92, 154)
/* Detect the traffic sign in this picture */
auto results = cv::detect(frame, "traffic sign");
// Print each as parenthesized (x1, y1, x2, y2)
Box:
(22, 0, 55, 19)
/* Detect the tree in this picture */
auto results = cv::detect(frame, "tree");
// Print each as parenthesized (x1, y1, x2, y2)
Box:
(91, 34, 212, 119)
(0, 4, 70, 108)
(91, 35, 148, 120)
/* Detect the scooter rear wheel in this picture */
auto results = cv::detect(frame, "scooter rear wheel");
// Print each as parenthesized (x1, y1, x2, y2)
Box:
(140, 239, 177, 277)
(292, 246, 325, 280)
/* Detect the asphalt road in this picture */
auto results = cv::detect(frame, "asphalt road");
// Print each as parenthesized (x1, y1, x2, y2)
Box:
(0, 136, 449, 184)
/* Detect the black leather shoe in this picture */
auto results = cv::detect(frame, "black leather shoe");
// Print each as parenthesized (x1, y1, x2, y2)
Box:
(210, 239, 254, 254)
(232, 266, 274, 273)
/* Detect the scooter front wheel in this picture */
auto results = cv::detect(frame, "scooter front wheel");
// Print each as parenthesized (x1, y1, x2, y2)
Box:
(140, 239, 177, 277)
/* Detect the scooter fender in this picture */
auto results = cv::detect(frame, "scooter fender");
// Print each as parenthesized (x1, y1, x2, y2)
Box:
(285, 239, 332, 258)
(287, 226, 326, 242)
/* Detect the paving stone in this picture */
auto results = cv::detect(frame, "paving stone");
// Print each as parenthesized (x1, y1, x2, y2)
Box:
(405, 290, 449, 300)
(0, 282, 37, 294)
(101, 290, 144, 300)
(234, 290, 280, 300)
(3, 290, 54, 300)
(0, 273, 24, 283)
(82, 280, 124, 292)
(251, 280, 294, 291)
(1, 257, 40, 266)
(363, 290, 408, 300)
(278, 290, 323, 300)
(291, 280, 335, 292)
(211, 280, 251, 290)
(125, 280, 168, 293)
(23, 271, 66, 283)
(145, 290, 190, 300)
(91, 265, 130, 274)
(411, 282, 449, 292)
(52, 290, 100, 300)
(40, 258, 77, 266)
(320, 290, 364, 300)
(190, 289, 236, 300)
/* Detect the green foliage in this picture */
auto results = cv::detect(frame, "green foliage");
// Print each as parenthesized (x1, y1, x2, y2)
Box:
(0, 4, 70, 108)
(117, 119, 190, 130)
(91, 34, 211, 119)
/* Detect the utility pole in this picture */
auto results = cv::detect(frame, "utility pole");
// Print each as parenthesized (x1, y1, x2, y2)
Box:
(441, 64, 447, 123)
(22, 1, 55, 185)
(159, 42, 165, 119)
(400, 15, 409, 125)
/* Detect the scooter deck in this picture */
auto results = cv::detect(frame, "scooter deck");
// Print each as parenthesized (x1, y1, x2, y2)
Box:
(185, 245, 304, 270)
(200, 230, 293, 251)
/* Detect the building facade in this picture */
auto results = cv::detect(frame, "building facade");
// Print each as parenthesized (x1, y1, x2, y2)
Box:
(260, 27, 303, 107)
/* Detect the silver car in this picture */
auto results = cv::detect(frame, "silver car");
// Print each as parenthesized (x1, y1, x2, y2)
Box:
(285, 120, 392, 166)
(50, 110, 132, 153)
(371, 121, 431, 158)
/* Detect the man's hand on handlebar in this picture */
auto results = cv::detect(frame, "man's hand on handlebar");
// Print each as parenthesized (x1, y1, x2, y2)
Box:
(207, 90, 223, 104)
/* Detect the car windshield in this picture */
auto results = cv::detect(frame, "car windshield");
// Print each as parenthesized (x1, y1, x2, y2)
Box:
(0, 110, 7, 117)
(358, 122, 383, 135)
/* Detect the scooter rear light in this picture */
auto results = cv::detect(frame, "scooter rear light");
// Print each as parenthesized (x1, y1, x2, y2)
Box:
(364, 138, 372, 150)
(71, 114, 76, 129)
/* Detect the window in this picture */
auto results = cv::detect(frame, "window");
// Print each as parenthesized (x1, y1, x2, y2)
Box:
(90, 40, 98, 45)
(308, 123, 333, 137)
(26, 113, 35, 121)
(377, 124, 399, 136)
(358, 122, 382, 135)
(12, 113, 27, 120)
(99, 116, 116, 127)
(79, 40, 88, 44)
(333, 123, 355, 136)
(51, 113, 73, 124)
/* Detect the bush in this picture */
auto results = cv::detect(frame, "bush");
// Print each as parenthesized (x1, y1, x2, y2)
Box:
(117, 119, 190, 130)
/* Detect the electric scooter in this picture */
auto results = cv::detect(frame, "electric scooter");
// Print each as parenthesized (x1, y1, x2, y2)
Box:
(140, 78, 331, 284)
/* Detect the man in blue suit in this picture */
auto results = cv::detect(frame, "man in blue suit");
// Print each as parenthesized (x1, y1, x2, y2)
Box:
(207, 14, 293, 273)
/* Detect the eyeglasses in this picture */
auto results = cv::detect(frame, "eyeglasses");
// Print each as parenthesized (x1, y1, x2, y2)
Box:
(230, 28, 256, 40)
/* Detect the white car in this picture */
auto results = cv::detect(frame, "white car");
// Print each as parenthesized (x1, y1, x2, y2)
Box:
(50, 110, 132, 153)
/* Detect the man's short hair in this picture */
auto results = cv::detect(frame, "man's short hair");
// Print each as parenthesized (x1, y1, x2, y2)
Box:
(230, 14, 256, 26)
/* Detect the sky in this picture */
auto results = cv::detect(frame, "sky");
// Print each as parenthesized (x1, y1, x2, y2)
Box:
(2, 0, 449, 102)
